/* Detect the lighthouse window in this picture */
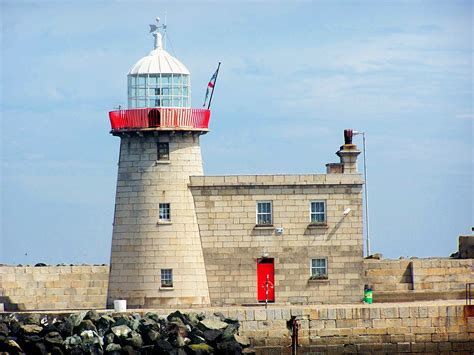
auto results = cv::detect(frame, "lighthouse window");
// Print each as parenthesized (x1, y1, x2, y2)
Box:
(310, 201, 326, 223)
(138, 76, 146, 86)
(159, 203, 171, 221)
(154, 88, 161, 95)
(256, 201, 273, 226)
(157, 142, 169, 161)
(310, 258, 328, 279)
(160, 269, 173, 288)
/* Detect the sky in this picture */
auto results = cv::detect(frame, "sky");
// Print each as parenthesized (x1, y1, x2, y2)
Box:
(1, 0, 472, 265)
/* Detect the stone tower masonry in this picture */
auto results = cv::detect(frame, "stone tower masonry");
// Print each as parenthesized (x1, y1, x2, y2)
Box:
(106, 20, 211, 308)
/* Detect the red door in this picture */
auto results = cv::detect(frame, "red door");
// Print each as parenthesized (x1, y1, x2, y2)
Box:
(257, 258, 275, 302)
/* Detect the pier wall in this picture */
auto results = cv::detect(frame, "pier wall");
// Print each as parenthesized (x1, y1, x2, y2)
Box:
(0, 265, 108, 311)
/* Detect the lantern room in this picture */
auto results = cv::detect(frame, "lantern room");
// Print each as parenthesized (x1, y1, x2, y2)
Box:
(109, 18, 209, 133)
(127, 26, 191, 109)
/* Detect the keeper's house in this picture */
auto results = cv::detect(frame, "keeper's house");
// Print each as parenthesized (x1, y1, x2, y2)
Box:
(107, 20, 364, 308)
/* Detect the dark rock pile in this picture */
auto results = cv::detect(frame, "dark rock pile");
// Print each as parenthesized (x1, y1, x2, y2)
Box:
(0, 310, 253, 354)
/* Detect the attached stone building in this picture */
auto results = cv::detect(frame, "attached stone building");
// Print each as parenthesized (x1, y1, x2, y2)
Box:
(106, 21, 365, 308)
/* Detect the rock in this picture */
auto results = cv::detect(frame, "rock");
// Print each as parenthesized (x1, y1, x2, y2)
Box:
(41, 323, 58, 335)
(203, 329, 222, 343)
(76, 319, 98, 334)
(234, 334, 250, 347)
(44, 331, 63, 347)
(111, 324, 132, 338)
(174, 334, 187, 348)
(6, 339, 24, 353)
(125, 330, 143, 348)
(32, 342, 48, 355)
(24, 313, 41, 325)
(242, 348, 257, 354)
(69, 311, 87, 328)
(122, 344, 140, 354)
(104, 332, 115, 345)
(51, 346, 65, 355)
(63, 335, 83, 351)
(20, 324, 43, 334)
(0, 322, 9, 336)
(187, 312, 200, 327)
(97, 315, 115, 336)
(106, 343, 122, 352)
(143, 328, 160, 344)
(80, 329, 104, 353)
(217, 340, 242, 354)
(144, 312, 162, 323)
(198, 318, 228, 331)
(85, 310, 100, 322)
(154, 339, 178, 355)
(187, 343, 214, 354)
(222, 323, 239, 341)
(167, 310, 188, 324)
(57, 318, 74, 337)
(35, 263, 47, 267)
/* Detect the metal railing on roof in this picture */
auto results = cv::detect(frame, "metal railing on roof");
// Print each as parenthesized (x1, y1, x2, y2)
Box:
(109, 107, 210, 131)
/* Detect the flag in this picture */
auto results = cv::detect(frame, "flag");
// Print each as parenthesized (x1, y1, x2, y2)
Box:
(203, 64, 220, 108)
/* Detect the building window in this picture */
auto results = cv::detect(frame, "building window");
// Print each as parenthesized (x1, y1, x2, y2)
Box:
(310, 258, 328, 279)
(159, 203, 171, 221)
(160, 269, 173, 288)
(256, 201, 272, 226)
(157, 142, 169, 161)
(310, 201, 326, 223)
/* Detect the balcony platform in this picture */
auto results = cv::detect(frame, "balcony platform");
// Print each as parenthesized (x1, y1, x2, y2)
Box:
(109, 107, 210, 134)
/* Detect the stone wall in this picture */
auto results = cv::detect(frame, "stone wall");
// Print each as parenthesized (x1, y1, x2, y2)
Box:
(364, 258, 474, 302)
(0, 265, 109, 311)
(189, 174, 364, 306)
(232, 302, 474, 353)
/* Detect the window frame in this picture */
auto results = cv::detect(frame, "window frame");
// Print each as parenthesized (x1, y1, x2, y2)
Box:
(160, 268, 173, 288)
(157, 142, 169, 161)
(256, 201, 273, 226)
(310, 257, 328, 280)
(310, 200, 327, 224)
(159, 203, 171, 221)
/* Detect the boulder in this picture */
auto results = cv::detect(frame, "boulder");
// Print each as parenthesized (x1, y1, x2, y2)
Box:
(20, 324, 43, 334)
(44, 331, 63, 347)
(63, 335, 82, 351)
(154, 339, 178, 355)
(234, 334, 250, 347)
(125, 330, 143, 348)
(222, 323, 239, 341)
(111, 324, 132, 338)
(85, 310, 100, 322)
(187, 343, 214, 354)
(217, 340, 242, 354)
(203, 329, 222, 343)
(76, 319, 98, 334)
(198, 318, 228, 331)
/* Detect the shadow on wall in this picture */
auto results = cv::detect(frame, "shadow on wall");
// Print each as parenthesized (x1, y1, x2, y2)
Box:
(0, 296, 20, 312)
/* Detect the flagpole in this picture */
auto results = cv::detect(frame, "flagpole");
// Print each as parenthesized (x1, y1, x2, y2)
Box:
(207, 62, 221, 110)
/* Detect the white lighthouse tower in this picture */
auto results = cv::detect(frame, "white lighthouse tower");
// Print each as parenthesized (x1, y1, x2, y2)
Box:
(107, 19, 211, 308)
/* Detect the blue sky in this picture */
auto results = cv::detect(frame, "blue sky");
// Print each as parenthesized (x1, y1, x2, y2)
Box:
(1, 0, 472, 264)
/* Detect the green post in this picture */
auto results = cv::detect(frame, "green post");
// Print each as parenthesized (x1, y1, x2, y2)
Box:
(364, 285, 373, 304)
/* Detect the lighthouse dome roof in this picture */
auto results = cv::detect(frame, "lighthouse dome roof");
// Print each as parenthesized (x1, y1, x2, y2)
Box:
(128, 30, 190, 76)
(128, 47, 190, 75)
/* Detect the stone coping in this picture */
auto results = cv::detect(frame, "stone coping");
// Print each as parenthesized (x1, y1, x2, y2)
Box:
(189, 174, 363, 187)
(1, 299, 466, 315)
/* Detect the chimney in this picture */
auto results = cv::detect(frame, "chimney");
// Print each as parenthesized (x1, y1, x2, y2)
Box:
(335, 129, 361, 173)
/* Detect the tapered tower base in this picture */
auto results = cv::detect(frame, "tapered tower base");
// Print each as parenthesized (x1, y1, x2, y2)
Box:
(107, 131, 210, 308)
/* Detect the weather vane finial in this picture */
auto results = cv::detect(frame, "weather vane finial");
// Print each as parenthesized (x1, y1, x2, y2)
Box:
(149, 17, 167, 50)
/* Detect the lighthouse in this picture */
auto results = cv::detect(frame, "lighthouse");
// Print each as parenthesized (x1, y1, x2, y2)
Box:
(107, 19, 211, 308)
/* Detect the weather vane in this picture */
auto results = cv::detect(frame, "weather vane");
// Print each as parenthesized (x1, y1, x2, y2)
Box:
(149, 17, 167, 50)
(149, 17, 167, 34)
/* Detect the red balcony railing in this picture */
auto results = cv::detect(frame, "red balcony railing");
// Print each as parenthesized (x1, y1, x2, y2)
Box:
(109, 107, 210, 131)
